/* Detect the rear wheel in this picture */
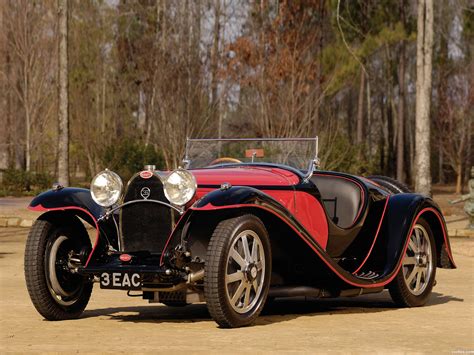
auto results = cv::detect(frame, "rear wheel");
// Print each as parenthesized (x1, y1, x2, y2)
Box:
(205, 214, 271, 328)
(389, 218, 437, 307)
(24, 219, 93, 320)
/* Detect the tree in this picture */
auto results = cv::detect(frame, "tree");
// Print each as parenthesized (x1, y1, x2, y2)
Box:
(414, 0, 434, 195)
(58, 0, 69, 186)
(396, 0, 406, 182)
(1, 0, 57, 173)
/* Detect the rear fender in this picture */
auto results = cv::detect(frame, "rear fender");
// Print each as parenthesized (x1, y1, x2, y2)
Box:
(357, 194, 456, 277)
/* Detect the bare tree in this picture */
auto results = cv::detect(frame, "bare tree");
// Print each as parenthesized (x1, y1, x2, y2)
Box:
(396, 0, 406, 182)
(414, 0, 434, 195)
(58, 0, 69, 186)
(356, 67, 365, 145)
(1, 0, 57, 173)
(0, 2, 7, 172)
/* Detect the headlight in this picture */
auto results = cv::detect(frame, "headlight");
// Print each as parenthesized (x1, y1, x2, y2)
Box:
(90, 169, 123, 207)
(163, 169, 197, 206)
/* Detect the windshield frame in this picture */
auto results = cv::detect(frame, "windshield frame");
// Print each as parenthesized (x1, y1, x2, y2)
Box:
(183, 137, 319, 178)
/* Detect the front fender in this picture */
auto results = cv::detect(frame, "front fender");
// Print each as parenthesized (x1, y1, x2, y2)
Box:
(29, 188, 104, 225)
(194, 185, 283, 209)
(191, 186, 322, 243)
(29, 188, 110, 267)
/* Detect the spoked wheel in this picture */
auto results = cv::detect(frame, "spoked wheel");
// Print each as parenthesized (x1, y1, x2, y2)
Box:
(24, 219, 93, 320)
(205, 214, 271, 328)
(389, 217, 436, 307)
(225, 229, 266, 314)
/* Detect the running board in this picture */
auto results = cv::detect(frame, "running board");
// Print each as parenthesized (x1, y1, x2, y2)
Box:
(268, 286, 384, 299)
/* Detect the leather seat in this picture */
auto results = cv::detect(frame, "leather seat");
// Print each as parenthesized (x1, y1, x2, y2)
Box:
(310, 174, 363, 229)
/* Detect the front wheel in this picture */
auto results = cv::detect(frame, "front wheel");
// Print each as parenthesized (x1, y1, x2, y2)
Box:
(24, 219, 93, 320)
(389, 218, 437, 307)
(204, 214, 271, 328)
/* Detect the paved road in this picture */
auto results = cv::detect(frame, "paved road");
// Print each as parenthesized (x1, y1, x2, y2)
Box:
(1, 227, 473, 353)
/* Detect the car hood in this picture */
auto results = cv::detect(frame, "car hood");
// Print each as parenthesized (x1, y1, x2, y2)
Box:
(191, 166, 300, 186)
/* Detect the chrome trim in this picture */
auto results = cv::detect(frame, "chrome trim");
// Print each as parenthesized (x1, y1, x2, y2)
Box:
(98, 199, 184, 222)
(111, 213, 122, 251)
(303, 159, 318, 183)
(144, 164, 156, 171)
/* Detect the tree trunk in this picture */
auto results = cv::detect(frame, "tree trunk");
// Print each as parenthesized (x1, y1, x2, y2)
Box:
(438, 148, 445, 184)
(396, 0, 406, 182)
(57, 0, 69, 186)
(366, 77, 372, 158)
(0, 5, 7, 171)
(356, 67, 365, 145)
(414, 0, 434, 196)
(210, 0, 221, 122)
(455, 163, 462, 194)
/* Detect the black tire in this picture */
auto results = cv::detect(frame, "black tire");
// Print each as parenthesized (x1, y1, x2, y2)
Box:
(204, 214, 271, 328)
(368, 175, 411, 194)
(388, 217, 437, 307)
(24, 218, 93, 320)
(160, 291, 188, 307)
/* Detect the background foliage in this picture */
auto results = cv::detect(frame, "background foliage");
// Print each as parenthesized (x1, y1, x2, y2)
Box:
(0, 0, 472, 193)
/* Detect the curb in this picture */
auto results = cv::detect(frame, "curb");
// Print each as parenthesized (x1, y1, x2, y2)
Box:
(0, 217, 33, 228)
(447, 229, 474, 238)
(1, 216, 473, 238)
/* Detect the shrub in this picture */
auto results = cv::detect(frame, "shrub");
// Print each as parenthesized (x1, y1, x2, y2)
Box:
(102, 140, 165, 180)
(1, 169, 54, 194)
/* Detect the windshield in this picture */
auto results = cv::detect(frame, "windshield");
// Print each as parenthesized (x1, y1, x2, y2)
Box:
(184, 138, 318, 171)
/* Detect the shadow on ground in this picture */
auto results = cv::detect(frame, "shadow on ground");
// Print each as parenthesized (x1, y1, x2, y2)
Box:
(81, 291, 463, 327)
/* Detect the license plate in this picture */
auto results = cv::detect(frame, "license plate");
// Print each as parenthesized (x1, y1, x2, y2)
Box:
(100, 272, 141, 290)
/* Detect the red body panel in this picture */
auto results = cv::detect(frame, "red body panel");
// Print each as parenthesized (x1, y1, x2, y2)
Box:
(192, 166, 329, 249)
(191, 167, 300, 186)
(293, 191, 328, 249)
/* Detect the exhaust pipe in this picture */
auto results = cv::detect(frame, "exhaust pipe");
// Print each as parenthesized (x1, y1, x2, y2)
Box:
(187, 269, 204, 283)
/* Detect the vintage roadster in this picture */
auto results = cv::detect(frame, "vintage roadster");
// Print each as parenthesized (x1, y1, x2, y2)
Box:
(24, 138, 456, 328)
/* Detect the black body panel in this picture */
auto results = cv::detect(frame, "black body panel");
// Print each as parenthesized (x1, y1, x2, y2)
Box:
(190, 185, 454, 288)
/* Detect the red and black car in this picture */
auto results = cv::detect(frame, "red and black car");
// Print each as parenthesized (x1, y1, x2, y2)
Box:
(24, 138, 456, 328)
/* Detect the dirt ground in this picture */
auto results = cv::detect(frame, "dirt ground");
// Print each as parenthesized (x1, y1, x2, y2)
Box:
(0, 227, 473, 353)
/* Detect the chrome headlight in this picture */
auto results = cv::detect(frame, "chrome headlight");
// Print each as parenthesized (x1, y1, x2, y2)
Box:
(90, 169, 123, 207)
(163, 169, 197, 206)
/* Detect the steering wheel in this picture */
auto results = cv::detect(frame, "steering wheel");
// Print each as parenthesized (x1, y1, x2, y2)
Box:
(210, 157, 242, 165)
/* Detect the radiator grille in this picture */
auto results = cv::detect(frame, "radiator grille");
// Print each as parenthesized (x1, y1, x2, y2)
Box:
(120, 173, 176, 253)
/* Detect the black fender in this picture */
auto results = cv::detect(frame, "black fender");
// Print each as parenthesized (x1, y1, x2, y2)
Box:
(163, 186, 308, 265)
(354, 193, 456, 280)
(29, 188, 104, 225)
(175, 187, 455, 289)
(28, 188, 115, 266)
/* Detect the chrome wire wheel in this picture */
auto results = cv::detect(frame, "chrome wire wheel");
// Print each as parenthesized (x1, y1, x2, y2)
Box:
(205, 214, 271, 327)
(225, 230, 265, 314)
(402, 224, 433, 296)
